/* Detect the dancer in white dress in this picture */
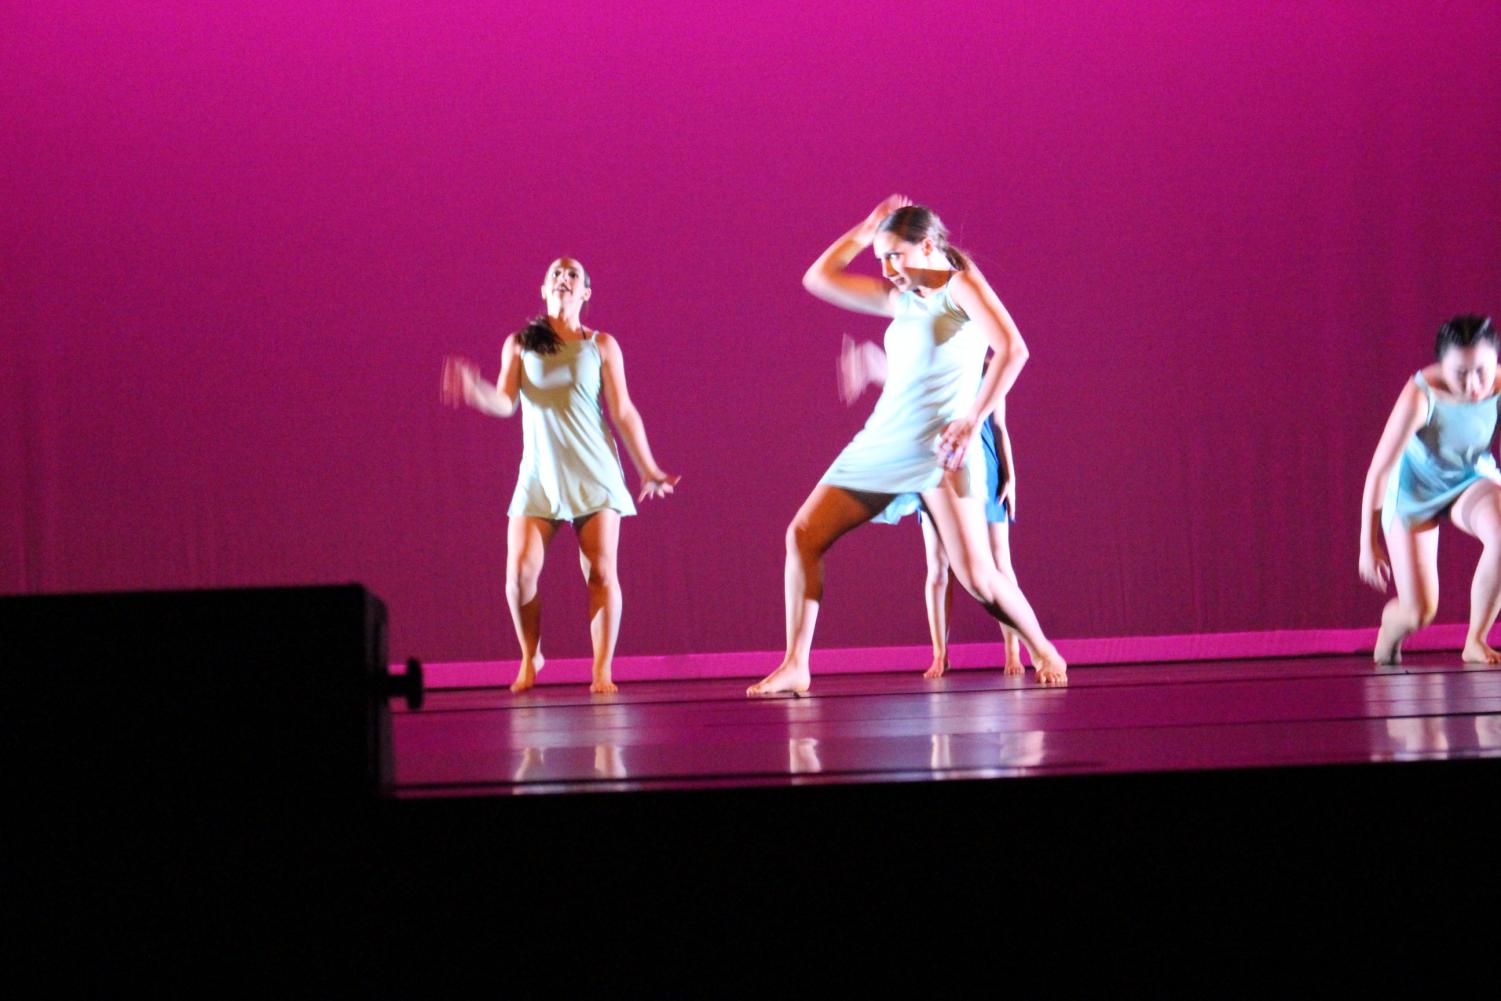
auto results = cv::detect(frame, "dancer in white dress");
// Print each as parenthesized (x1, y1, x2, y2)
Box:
(840, 340, 1026, 678)
(748, 197, 1066, 695)
(443, 257, 679, 694)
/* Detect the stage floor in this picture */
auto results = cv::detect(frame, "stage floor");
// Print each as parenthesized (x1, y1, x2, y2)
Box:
(392, 653, 1501, 796)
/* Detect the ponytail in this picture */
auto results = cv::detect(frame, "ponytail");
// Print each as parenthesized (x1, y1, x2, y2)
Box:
(517, 316, 563, 355)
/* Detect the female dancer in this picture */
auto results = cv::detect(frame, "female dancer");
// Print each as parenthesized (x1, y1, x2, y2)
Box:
(748, 197, 1067, 696)
(1361, 314, 1501, 665)
(839, 339, 1024, 678)
(442, 257, 679, 694)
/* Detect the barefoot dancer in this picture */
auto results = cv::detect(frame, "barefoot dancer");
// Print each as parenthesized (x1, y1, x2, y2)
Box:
(1361, 315, 1501, 665)
(748, 197, 1067, 696)
(840, 339, 1024, 678)
(443, 258, 679, 693)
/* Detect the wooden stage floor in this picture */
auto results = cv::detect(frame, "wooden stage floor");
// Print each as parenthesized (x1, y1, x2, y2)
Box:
(393, 654, 1501, 796)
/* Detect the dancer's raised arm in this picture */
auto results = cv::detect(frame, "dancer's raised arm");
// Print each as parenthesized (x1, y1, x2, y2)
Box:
(441, 334, 523, 417)
(803, 194, 912, 316)
(596, 332, 680, 502)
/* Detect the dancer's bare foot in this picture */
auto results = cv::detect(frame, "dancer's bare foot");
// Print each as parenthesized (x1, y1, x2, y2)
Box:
(510, 655, 544, 693)
(1034, 647, 1068, 686)
(748, 660, 810, 696)
(1461, 639, 1501, 665)
(923, 654, 949, 680)
(590, 674, 619, 694)
(1374, 624, 1403, 665)
(1003, 647, 1024, 677)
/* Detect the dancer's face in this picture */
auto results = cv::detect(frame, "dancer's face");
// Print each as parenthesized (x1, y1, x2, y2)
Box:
(1439, 342, 1497, 401)
(540, 258, 590, 315)
(873, 232, 940, 292)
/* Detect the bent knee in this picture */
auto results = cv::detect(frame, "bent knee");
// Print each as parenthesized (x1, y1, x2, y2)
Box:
(506, 563, 543, 593)
(585, 566, 619, 590)
(948, 564, 996, 604)
(786, 519, 825, 558)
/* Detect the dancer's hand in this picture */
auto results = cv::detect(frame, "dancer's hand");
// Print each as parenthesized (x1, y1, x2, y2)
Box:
(638, 471, 680, 502)
(1359, 538, 1391, 592)
(441, 355, 480, 407)
(855, 193, 913, 244)
(936, 418, 977, 471)
(838, 335, 887, 404)
(1000, 476, 1017, 520)
(838, 335, 867, 404)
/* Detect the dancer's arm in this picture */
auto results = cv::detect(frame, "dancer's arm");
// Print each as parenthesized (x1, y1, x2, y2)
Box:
(1359, 380, 1427, 590)
(938, 266, 1029, 469)
(803, 195, 911, 316)
(596, 332, 680, 501)
(441, 336, 522, 417)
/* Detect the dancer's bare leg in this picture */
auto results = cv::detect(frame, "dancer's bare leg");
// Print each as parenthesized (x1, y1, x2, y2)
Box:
(920, 482, 1068, 685)
(1449, 480, 1501, 664)
(1375, 516, 1439, 665)
(920, 516, 955, 678)
(990, 523, 1025, 676)
(748, 485, 891, 696)
(506, 515, 559, 692)
(576, 509, 623, 693)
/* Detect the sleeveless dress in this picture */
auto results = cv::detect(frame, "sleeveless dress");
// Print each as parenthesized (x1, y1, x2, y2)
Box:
(508, 330, 638, 520)
(1382, 370, 1500, 531)
(820, 277, 988, 524)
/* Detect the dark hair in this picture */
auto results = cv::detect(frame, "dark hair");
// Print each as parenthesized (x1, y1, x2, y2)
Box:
(1434, 314, 1497, 359)
(519, 258, 591, 354)
(518, 316, 562, 355)
(877, 205, 971, 271)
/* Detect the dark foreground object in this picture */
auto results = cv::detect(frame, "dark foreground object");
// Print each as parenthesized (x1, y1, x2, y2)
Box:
(5, 587, 1495, 988)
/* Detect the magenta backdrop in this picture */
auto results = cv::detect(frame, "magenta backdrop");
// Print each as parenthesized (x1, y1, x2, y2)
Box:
(6, 2, 1500, 663)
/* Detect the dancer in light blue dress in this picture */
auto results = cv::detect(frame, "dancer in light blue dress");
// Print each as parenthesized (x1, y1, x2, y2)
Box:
(443, 257, 679, 694)
(839, 341, 1024, 678)
(508, 329, 639, 521)
(1360, 315, 1501, 665)
(749, 197, 1066, 696)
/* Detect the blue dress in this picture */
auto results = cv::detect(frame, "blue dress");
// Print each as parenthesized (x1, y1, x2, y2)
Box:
(917, 418, 1011, 525)
(1382, 370, 1500, 531)
(820, 278, 988, 524)
(978, 418, 1012, 524)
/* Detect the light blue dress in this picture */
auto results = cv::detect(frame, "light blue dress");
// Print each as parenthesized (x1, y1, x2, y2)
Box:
(1382, 370, 1500, 531)
(821, 278, 987, 524)
(508, 331, 638, 520)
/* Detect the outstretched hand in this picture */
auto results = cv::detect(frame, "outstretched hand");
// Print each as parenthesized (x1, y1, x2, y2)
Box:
(838, 335, 871, 404)
(441, 355, 480, 408)
(1359, 540, 1392, 592)
(638, 472, 681, 503)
